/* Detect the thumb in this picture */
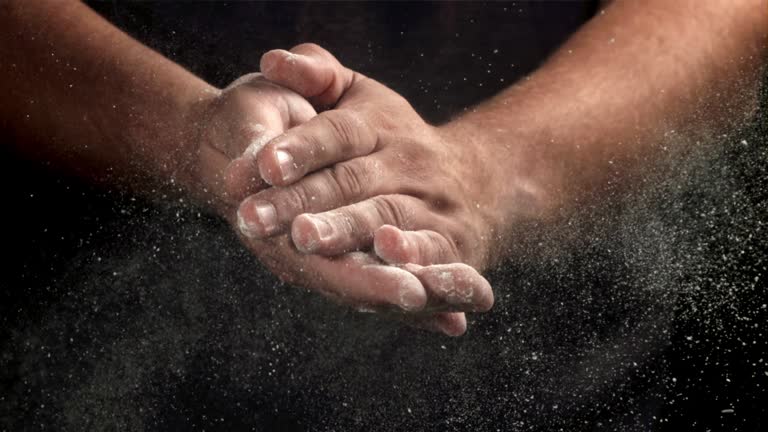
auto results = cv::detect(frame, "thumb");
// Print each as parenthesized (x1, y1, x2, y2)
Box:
(260, 43, 356, 109)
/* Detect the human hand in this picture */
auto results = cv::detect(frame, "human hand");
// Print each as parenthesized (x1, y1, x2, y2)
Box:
(234, 44, 514, 331)
(182, 73, 316, 215)
(168, 68, 480, 336)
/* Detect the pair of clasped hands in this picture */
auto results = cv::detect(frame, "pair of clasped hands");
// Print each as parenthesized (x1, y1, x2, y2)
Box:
(197, 44, 496, 336)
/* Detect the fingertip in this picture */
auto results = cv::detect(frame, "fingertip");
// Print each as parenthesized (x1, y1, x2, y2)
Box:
(236, 197, 279, 239)
(291, 213, 332, 254)
(374, 225, 412, 264)
(362, 264, 428, 312)
(259, 49, 288, 78)
(397, 271, 428, 312)
(450, 263, 494, 312)
(476, 276, 495, 312)
(435, 313, 467, 337)
(260, 48, 325, 99)
(419, 263, 494, 312)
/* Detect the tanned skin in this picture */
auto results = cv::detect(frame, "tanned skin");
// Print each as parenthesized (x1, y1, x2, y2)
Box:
(2, 0, 765, 335)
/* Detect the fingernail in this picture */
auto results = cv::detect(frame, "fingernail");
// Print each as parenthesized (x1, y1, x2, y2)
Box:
(275, 149, 297, 182)
(306, 215, 334, 240)
(237, 201, 278, 238)
(293, 214, 334, 254)
(254, 201, 278, 234)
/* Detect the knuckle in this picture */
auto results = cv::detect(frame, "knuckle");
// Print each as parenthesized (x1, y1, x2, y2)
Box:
(323, 110, 356, 150)
(292, 126, 325, 159)
(328, 160, 369, 200)
(314, 169, 347, 206)
(336, 208, 366, 239)
(428, 224, 462, 261)
(427, 236, 451, 262)
(371, 196, 409, 229)
(322, 109, 373, 154)
(283, 183, 314, 213)
(419, 231, 460, 265)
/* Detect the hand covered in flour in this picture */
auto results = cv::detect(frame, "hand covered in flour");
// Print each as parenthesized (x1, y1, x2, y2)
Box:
(188, 73, 316, 214)
(182, 66, 480, 336)
(234, 44, 502, 334)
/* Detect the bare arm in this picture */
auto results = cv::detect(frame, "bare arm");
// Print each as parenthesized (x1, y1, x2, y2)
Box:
(234, 0, 767, 328)
(0, 0, 320, 212)
(446, 0, 767, 235)
(0, 1, 474, 334)
(0, 0, 216, 188)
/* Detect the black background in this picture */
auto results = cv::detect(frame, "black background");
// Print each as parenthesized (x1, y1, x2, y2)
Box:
(1, 2, 767, 431)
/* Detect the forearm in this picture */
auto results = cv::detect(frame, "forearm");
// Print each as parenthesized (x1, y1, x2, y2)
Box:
(0, 0, 218, 189)
(446, 0, 767, 230)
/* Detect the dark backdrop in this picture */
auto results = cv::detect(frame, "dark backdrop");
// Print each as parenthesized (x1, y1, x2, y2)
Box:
(1, 2, 766, 431)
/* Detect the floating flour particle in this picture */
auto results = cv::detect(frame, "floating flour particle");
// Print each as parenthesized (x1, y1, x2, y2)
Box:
(354, 305, 378, 314)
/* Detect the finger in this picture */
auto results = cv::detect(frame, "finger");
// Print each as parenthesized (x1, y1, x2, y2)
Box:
(238, 74, 318, 128)
(213, 75, 317, 202)
(244, 234, 428, 312)
(212, 95, 286, 161)
(373, 225, 460, 266)
(256, 107, 379, 186)
(197, 103, 280, 206)
(222, 126, 280, 202)
(260, 43, 355, 108)
(290, 195, 443, 254)
(404, 263, 495, 313)
(237, 157, 391, 239)
(204, 93, 284, 203)
(404, 312, 468, 337)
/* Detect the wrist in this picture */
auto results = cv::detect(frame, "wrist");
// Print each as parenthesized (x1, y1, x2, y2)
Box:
(438, 114, 566, 261)
(170, 84, 222, 202)
(124, 75, 221, 203)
